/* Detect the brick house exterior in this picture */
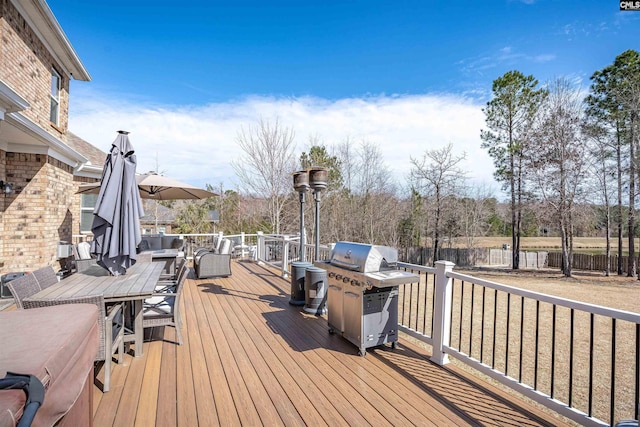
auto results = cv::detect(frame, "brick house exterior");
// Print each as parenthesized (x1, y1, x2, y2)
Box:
(0, 0, 104, 273)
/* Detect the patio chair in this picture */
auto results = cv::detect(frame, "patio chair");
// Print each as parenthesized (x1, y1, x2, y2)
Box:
(156, 258, 187, 293)
(22, 295, 125, 392)
(193, 238, 232, 279)
(72, 242, 98, 272)
(143, 264, 187, 345)
(159, 257, 186, 282)
(5, 273, 41, 309)
(32, 266, 58, 289)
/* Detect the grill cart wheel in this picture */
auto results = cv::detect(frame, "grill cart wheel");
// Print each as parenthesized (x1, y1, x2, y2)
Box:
(328, 328, 335, 335)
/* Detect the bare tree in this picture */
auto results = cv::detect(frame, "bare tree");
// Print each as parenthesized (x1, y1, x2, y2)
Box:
(460, 184, 493, 254)
(584, 120, 617, 276)
(232, 118, 297, 234)
(528, 78, 587, 277)
(410, 143, 466, 264)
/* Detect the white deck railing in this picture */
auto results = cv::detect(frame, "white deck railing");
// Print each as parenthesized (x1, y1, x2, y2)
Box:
(165, 233, 640, 426)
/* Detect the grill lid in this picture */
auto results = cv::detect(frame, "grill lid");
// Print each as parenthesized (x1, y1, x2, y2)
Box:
(329, 241, 398, 273)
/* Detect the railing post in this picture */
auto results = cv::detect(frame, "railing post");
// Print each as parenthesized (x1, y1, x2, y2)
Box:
(282, 236, 290, 278)
(431, 260, 455, 366)
(256, 231, 264, 264)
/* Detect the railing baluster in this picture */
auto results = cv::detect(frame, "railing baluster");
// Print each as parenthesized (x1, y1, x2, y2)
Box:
(469, 282, 475, 356)
(449, 278, 455, 348)
(519, 296, 525, 383)
(481, 286, 486, 364)
(492, 288, 498, 369)
(423, 272, 428, 335)
(401, 282, 407, 327)
(635, 323, 639, 421)
(506, 293, 511, 376)
(409, 282, 414, 330)
(589, 313, 594, 417)
(610, 318, 616, 427)
(534, 300, 539, 391)
(431, 273, 436, 336)
(569, 309, 575, 407)
(551, 304, 556, 399)
(459, 280, 465, 351)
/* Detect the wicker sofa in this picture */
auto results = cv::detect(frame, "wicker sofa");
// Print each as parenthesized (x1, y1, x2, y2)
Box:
(194, 238, 232, 279)
(137, 235, 184, 255)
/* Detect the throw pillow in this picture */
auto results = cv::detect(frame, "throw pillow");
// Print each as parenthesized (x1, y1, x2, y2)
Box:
(171, 238, 184, 249)
(138, 239, 150, 253)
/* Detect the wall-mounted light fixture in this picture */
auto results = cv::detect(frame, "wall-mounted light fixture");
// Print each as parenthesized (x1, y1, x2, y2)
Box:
(0, 180, 14, 195)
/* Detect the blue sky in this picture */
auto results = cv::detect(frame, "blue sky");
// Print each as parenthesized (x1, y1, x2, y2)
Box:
(47, 0, 640, 194)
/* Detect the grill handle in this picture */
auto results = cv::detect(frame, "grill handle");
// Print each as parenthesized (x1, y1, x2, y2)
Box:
(330, 259, 361, 271)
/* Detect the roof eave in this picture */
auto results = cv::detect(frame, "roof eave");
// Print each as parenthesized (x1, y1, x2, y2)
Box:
(12, 0, 91, 81)
(0, 80, 30, 119)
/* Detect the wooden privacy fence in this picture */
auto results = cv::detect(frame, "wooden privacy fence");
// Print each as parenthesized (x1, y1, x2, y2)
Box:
(547, 252, 638, 274)
(400, 247, 491, 267)
(400, 247, 549, 269)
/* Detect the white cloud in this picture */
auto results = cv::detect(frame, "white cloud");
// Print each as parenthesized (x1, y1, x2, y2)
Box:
(68, 86, 497, 195)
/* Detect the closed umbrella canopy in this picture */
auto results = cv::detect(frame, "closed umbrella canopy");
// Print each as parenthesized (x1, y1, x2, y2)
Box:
(91, 131, 144, 276)
(77, 172, 217, 200)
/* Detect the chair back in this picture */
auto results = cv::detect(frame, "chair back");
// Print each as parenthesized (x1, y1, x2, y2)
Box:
(175, 258, 187, 278)
(6, 274, 41, 309)
(75, 242, 92, 260)
(219, 239, 232, 255)
(213, 235, 222, 253)
(172, 267, 188, 314)
(32, 266, 58, 289)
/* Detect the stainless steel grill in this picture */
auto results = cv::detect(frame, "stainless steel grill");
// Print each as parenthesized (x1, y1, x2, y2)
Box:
(314, 241, 418, 356)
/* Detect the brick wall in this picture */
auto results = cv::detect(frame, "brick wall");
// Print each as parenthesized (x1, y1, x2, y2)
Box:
(0, 0, 69, 137)
(1, 151, 78, 272)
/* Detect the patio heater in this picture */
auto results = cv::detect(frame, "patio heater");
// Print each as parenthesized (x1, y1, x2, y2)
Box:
(308, 167, 328, 261)
(290, 171, 311, 306)
(293, 170, 310, 262)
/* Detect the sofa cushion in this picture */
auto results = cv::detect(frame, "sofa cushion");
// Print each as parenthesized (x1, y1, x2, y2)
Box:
(161, 236, 175, 249)
(147, 237, 162, 250)
(137, 239, 150, 253)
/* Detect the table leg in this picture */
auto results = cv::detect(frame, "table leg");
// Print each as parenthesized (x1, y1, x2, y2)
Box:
(133, 299, 144, 357)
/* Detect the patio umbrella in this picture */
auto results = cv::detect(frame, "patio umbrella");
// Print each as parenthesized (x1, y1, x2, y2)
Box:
(77, 172, 217, 200)
(90, 131, 144, 276)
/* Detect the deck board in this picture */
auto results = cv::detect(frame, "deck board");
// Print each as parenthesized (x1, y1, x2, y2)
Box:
(88, 259, 570, 426)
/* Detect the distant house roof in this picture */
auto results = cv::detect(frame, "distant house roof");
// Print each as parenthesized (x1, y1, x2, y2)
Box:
(140, 202, 176, 224)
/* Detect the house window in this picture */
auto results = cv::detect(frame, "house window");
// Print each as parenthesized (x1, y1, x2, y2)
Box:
(80, 193, 97, 233)
(50, 68, 61, 125)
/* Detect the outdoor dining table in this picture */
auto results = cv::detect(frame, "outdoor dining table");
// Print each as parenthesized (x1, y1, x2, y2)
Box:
(25, 261, 164, 357)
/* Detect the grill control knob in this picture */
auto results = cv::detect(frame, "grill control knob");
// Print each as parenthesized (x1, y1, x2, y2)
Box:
(335, 274, 343, 280)
(328, 272, 335, 278)
(342, 276, 350, 283)
(350, 279, 359, 286)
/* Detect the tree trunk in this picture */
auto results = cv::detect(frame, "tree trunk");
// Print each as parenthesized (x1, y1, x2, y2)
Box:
(617, 128, 624, 275)
(628, 116, 636, 277)
(605, 191, 611, 277)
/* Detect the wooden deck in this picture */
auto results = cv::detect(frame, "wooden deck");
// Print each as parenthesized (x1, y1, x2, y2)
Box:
(91, 259, 570, 426)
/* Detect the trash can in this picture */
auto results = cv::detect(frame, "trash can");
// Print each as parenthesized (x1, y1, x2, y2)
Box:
(303, 267, 327, 315)
(289, 262, 312, 306)
(1, 272, 26, 298)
